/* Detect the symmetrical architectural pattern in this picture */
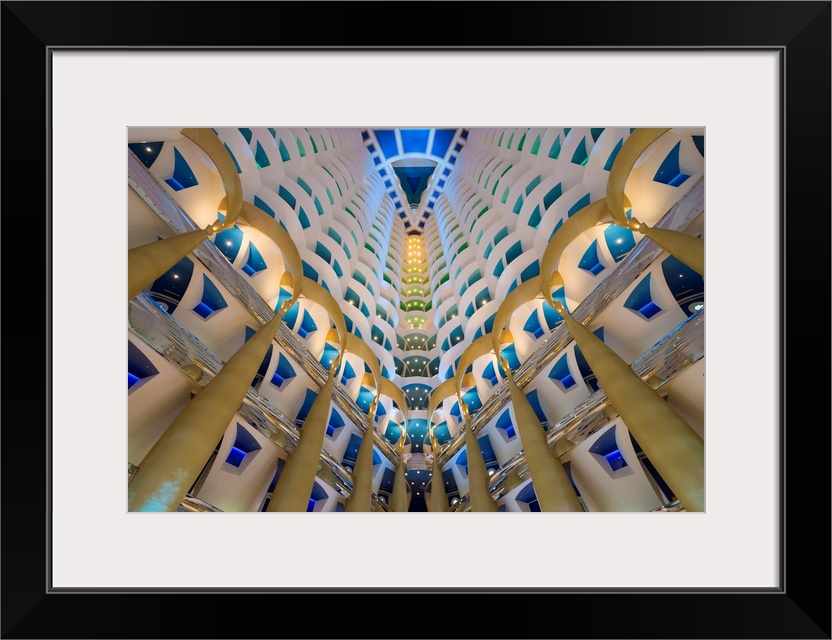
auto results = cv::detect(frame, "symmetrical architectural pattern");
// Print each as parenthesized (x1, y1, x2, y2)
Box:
(127, 125, 705, 513)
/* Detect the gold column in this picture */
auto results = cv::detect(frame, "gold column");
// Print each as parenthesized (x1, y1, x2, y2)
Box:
(629, 217, 704, 276)
(128, 310, 285, 511)
(429, 433, 448, 513)
(128, 224, 218, 300)
(505, 368, 583, 512)
(266, 364, 338, 512)
(555, 301, 705, 511)
(345, 397, 377, 513)
(462, 411, 498, 512)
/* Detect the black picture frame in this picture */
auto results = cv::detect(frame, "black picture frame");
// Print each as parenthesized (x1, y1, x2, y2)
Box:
(2, 1, 829, 638)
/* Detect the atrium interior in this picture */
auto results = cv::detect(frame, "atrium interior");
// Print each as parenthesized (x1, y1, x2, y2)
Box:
(126, 125, 705, 514)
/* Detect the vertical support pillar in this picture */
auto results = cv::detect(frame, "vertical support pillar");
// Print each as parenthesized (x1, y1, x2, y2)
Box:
(127, 311, 284, 511)
(556, 302, 705, 511)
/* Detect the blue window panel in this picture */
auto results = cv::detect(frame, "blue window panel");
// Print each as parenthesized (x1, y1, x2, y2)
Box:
(295, 388, 318, 425)
(226, 446, 246, 468)
(127, 341, 159, 391)
(297, 177, 312, 197)
(344, 287, 361, 309)
(301, 261, 318, 283)
(332, 261, 343, 278)
(661, 254, 704, 317)
(548, 135, 561, 160)
(128, 141, 164, 169)
(374, 129, 398, 158)
(443, 167, 451, 176)
(563, 127, 572, 136)
(568, 193, 591, 218)
(505, 241, 523, 265)
(579, 239, 605, 276)
(192, 274, 229, 319)
(465, 302, 475, 318)
(512, 194, 524, 214)
(496, 408, 513, 432)
(297, 206, 311, 229)
(319, 343, 340, 370)
(482, 361, 499, 385)
(468, 270, 482, 286)
(604, 138, 624, 171)
(373, 156, 382, 166)
(281, 301, 300, 329)
(254, 141, 270, 169)
(356, 387, 376, 413)
(475, 287, 491, 309)
(270, 353, 297, 388)
(315, 241, 332, 265)
(460, 130, 469, 139)
(549, 353, 577, 389)
(213, 224, 244, 262)
(461, 387, 482, 413)
(431, 129, 456, 157)
(500, 344, 521, 370)
(360, 302, 370, 317)
(384, 180, 392, 189)
(432, 421, 452, 444)
(268, 128, 277, 139)
(516, 483, 541, 511)
(296, 138, 307, 158)
(483, 313, 496, 335)
(311, 195, 324, 216)
(528, 204, 542, 229)
(692, 135, 705, 157)
(590, 127, 605, 142)
(493, 259, 505, 278)
(571, 137, 589, 166)
(520, 261, 540, 282)
(525, 175, 542, 196)
(242, 242, 267, 277)
(379, 168, 387, 177)
(449, 326, 464, 346)
(624, 273, 662, 320)
(277, 185, 296, 210)
(325, 188, 335, 205)
(277, 139, 291, 162)
(432, 190, 440, 199)
(653, 141, 690, 186)
(341, 362, 355, 384)
(297, 309, 318, 338)
(361, 130, 370, 140)
(449, 401, 462, 421)
(524, 310, 545, 339)
(353, 270, 367, 286)
(148, 255, 194, 314)
(525, 389, 548, 426)
(326, 228, 341, 246)
(253, 195, 275, 218)
(543, 183, 562, 211)
(573, 329, 603, 393)
(548, 218, 564, 241)
(448, 155, 457, 165)
(493, 226, 509, 246)
(274, 287, 293, 313)
(164, 147, 199, 191)
(589, 427, 628, 471)
(238, 128, 253, 143)
(506, 280, 518, 295)
(604, 222, 636, 262)
(367, 144, 375, 153)
(483, 243, 494, 260)
(542, 291, 566, 329)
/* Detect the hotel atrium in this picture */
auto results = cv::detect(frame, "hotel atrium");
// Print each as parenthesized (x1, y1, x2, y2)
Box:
(126, 125, 705, 514)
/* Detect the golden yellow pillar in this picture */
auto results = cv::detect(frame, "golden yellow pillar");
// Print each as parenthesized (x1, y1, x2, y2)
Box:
(555, 301, 705, 511)
(629, 217, 705, 276)
(128, 310, 285, 511)
(505, 368, 584, 512)
(429, 438, 448, 513)
(390, 431, 409, 512)
(128, 224, 219, 300)
(462, 415, 498, 512)
(266, 364, 338, 512)
(345, 398, 377, 513)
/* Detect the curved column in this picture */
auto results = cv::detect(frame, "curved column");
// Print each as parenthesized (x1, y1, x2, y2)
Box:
(628, 217, 704, 276)
(555, 301, 705, 511)
(505, 368, 583, 512)
(127, 311, 285, 511)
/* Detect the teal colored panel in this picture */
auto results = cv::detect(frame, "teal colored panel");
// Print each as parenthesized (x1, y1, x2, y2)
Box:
(543, 183, 563, 210)
(254, 141, 270, 168)
(604, 138, 624, 171)
(224, 143, 242, 174)
(278, 139, 291, 162)
(568, 193, 591, 217)
(571, 137, 589, 166)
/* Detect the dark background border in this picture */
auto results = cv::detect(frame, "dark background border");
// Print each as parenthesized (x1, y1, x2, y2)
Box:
(2, 2, 829, 638)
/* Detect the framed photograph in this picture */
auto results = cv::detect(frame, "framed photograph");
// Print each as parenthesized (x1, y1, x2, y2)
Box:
(3, 1, 829, 638)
